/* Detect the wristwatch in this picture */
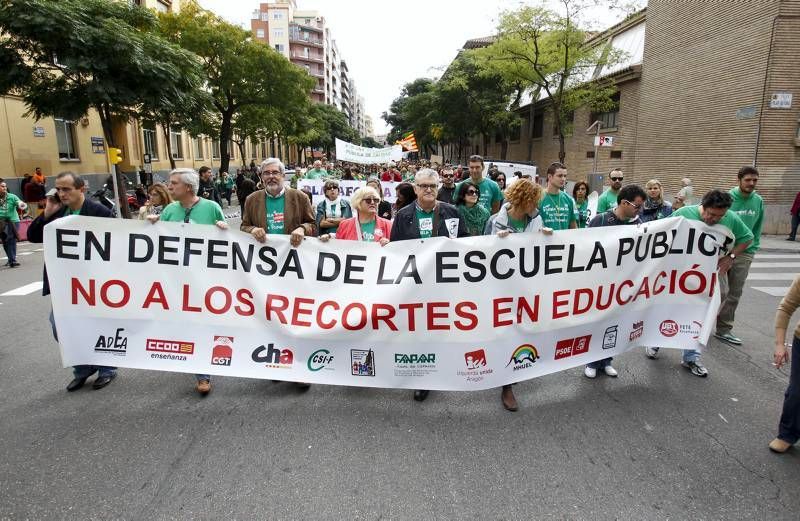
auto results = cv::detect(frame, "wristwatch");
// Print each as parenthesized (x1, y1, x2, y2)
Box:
(728, 252, 737, 259)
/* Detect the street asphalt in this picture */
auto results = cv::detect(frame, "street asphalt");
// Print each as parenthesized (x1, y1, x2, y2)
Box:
(1, 227, 799, 520)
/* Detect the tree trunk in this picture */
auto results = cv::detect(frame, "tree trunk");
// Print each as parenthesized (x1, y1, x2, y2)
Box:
(482, 133, 489, 156)
(97, 103, 131, 218)
(237, 140, 246, 171)
(219, 111, 233, 175)
(501, 140, 509, 160)
(162, 124, 176, 170)
(527, 102, 535, 162)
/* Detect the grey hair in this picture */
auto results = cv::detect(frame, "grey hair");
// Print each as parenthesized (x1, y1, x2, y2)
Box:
(414, 168, 439, 185)
(262, 157, 285, 175)
(170, 168, 199, 194)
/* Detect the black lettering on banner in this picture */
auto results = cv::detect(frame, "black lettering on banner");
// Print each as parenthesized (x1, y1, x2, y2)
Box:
(586, 242, 607, 270)
(129, 234, 153, 263)
(490, 249, 514, 280)
(376, 256, 393, 285)
(182, 237, 204, 266)
(698, 232, 718, 256)
(545, 245, 564, 275)
(317, 252, 341, 282)
(207, 239, 228, 269)
(256, 246, 278, 275)
(85, 231, 110, 261)
(436, 252, 460, 283)
(566, 244, 584, 273)
(519, 246, 539, 277)
(617, 238, 634, 266)
(232, 243, 254, 271)
(56, 229, 80, 260)
(279, 249, 304, 278)
(651, 232, 669, 258)
(344, 255, 366, 284)
(158, 235, 180, 266)
(395, 255, 421, 284)
(464, 251, 487, 282)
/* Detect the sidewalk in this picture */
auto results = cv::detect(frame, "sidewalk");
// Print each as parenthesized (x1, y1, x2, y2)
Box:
(759, 235, 800, 252)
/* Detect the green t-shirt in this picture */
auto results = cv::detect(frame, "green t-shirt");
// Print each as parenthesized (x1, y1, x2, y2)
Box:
(0, 193, 22, 222)
(360, 219, 376, 242)
(305, 168, 327, 180)
(265, 193, 286, 235)
(538, 191, 578, 230)
(575, 199, 589, 229)
(673, 205, 754, 252)
(597, 188, 619, 214)
(729, 187, 764, 254)
(416, 207, 434, 238)
(454, 177, 503, 213)
(508, 215, 528, 233)
(68, 207, 82, 216)
(160, 198, 224, 225)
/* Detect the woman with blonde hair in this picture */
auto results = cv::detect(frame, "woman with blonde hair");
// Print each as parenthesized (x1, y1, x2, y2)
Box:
(137, 183, 172, 220)
(319, 186, 391, 245)
(641, 179, 673, 223)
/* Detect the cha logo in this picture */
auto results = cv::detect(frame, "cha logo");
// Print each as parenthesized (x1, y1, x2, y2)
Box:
(252, 343, 294, 368)
(506, 344, 539, 371)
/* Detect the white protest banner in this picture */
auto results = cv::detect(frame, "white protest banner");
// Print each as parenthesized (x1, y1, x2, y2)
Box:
(297, 179, 399, 205)
(335, 138, 403, 165)
(46, 217, 725, 391)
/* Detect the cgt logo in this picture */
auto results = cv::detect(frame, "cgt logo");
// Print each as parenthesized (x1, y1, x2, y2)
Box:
(660, 320, 678, 337)
(307, 349, 334, 371)
(252, 344, 294, 368)
(211, 336, 233, 366)
(146, 338, 194, 354)
(554, 335, 591, 360)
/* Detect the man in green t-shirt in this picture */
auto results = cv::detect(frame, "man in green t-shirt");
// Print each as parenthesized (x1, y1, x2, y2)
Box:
(304, 160, 328, 180)
(596, 168, 623, 213)
(147, 168, 228, 397)
(538, 162, 578, 230)
(453, 155, 502, 214)
(0, 178, 26, 267)
(661, 189, 753, 378)
(713, 166, 764, 346)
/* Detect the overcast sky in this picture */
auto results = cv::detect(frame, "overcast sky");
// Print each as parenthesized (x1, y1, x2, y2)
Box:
(197, 1, 638, 135)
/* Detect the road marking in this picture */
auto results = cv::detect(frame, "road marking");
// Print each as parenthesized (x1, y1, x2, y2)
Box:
(750, 262, 800, 269)
(756, 254, 800, 259)
(747, 273, 797, 281)
(0, 281, 43, 296)
(751, 286, 789, 297)
(18, 252, 33, 256)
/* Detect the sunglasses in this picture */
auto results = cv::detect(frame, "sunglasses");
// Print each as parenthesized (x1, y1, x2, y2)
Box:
(326, 186, 339, 191)
(611, 177, 624, 181)
(363, 197, 380, 204)
(466, 190, 479, 196)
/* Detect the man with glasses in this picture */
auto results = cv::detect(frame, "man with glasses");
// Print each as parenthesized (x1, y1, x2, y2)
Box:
(584, 184, 647, 379)
(436, 168, 457, 204)
(597, 168, 624, 214)
(315, 179, 352, 236)
(539, 162, 578, 230)
(147, 168, 228, 396)
(391, 168, 468, 403)
(453, 155, 503, 215)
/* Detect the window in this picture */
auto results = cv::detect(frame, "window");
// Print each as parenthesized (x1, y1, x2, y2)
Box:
(586, 151, 595, 158)
(212, 140, 220, 159)
(260, 141, 267, 158)
(261, 12, 269, 21)
(532, 113, 544, 139)
(275, 44, 284, 53)
(54, 117, 79, 160)
(169, 127, 183, 159)
(273, 29, 284, 38)
(591, 92, 620, 130)
(142, 124, 158, 160)
(256, 29, 265, 39)
(193, 137, 204, 159)
(510, 122, 521, 142)
(156, 0, 170, 13)
(610, 150, 623, 159)
(229, 141, 237, 159)
(273, 11, 284, 20)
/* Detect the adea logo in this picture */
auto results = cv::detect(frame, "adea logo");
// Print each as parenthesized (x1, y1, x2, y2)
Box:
(660, 320, 678, 337)
(211, 336, 233, 366)
(630, 321, 644, 341)
(308, 349, 334, 371)
(94, 328, 127, 355)
(554, 335, 591, 360)
(251, 343, 294, 368)
(464, 349, 487, 369)
(351, 349, 375, 376)
(394, 353, 436, 364)
(506, 344, 539, 371)
(146, 338, 195, 354)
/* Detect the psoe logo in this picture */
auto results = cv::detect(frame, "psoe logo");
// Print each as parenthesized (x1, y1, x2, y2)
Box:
(94, 328, 127, 355)
(394, 353, 436, 365)
(308, 349, 335, 371)
(630, 321, 644, 341)
(146, 338, 195, 354)
(506, 344, 539, 371)
(251, 343, 294, 368)
(464, 349, 487, 369)
(659, 320, 678, 338)
(554, 335, 591, 360)
(211, 336, 233, 366)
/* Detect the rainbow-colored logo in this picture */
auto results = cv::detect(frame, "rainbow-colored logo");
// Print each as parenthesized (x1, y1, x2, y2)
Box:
(507, 344, 540, 370)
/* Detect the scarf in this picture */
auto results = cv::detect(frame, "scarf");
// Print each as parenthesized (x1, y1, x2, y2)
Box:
(459, 203, 490, 236)
(325, 197, 342, 218)
(643, 197, 663, 213)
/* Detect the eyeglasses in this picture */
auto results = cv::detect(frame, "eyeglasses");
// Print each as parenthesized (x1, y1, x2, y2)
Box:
(623, 200, 641, 210)
(416, 183, 437, 191)
(263, 170, 282, 176)
(611, 177, 624, 181)
(466, 190, 479, 196)
(363, 197, 380, 204)
(441, 174, 454, 178)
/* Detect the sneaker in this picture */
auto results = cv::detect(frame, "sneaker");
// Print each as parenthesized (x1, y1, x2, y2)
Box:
(196, 379, 212, 395)
(603, 365, 618, 377)
(714, 332, 742, 346)
(769, 438, 793, 453)
(584, 366, 597, 379)
(645, 346, 660, 359)
(681, 360, 708, 377)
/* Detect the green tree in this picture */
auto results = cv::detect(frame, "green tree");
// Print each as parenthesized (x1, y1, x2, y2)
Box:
(0, 0, 204, 216)
(361, 136, 381, 148)
(309, 103, 357, 157)
(382, 78, 439, 157)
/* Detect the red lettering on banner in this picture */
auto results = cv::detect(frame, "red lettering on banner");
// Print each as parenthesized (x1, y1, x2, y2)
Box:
(427, 302, 450, 330)
(615, 279, 634, 306)
(317, 300, 339, 329)
(454, 301, 478, 331)
(265, 294, 289, 323)
(291, 297, 315, 327)
(342, 303, 367, 330)
(182, 284, 201, 313)
(205, 286, 232, 315)
(517, 296, 539, 323)
(399, 303, 423, 331)
(143, 282, 169, 310)
(234, 289, 255, 316)
(371, 303, 398, 331)
(493, 297, 513, 327)
(71, 278, 94, 305)
(552, 290, 571, 319)
(100, 280, 129, 308)
(573, 288, 593, 316)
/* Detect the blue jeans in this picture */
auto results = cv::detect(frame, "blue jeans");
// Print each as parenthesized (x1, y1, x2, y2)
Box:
(778, 336, 800, 443)
(2, 221, 18, 263)
(196, 374, 210, 381)
(49, 309, 116, 379)
(789, 213, 800, 241)
(587, 357, 613, 369)
(648, 347, 701, 363)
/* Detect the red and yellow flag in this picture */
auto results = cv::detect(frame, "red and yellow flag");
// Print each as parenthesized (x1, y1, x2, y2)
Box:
(396, 131, 419, 152)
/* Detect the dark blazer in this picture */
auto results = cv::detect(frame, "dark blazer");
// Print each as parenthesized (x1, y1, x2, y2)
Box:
(390, 201, 468, 241)
(28, 198, 113, 295)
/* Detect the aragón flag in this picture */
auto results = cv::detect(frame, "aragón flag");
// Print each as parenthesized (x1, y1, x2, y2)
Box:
(396, 132, 419, 152)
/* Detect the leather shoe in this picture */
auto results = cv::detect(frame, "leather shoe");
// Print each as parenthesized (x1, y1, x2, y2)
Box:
(413, 389, 430, 402)
(769, 438, 793, 453)
(501, 385, 518, 412)
(196, 379, 211, 395)
(66, 376, 89, 392)
(92, 374, 116, 390)
(295, 382, 311, 392)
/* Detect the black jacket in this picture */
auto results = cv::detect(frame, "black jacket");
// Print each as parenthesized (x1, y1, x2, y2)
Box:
(28, 198, 113, 296)
(390, 201, 468, 241)
(199, 178, 223, 207)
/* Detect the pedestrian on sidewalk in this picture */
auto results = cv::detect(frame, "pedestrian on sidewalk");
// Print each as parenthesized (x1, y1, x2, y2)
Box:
(788, 191, 800, 241)
(27, 172, 117, 391)
(715, 166, 764, 346)
(769, 274, 800, 453)
(0, 179, 26, 267)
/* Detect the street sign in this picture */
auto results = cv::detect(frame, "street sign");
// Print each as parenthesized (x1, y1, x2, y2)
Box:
(143, 153, 152, 164)
(144, 164, 152, 174)
(33, 126, 45, 137)
(770, 92, 793, 109)
(91, 137, 105, 154)
(594, 135, 614, 147)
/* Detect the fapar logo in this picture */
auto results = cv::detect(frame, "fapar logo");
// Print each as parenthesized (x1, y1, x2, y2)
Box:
(94, 328, 127, 355)
(630, 321, 644, 341)
(146, 338, 194, 361)
(252, 344, 294, 368)
(458, 349, 493, 382)
(660, 320, 678, 337)
(602, 326, 618, 350)
(395, 353, 436, 364)
(506, 344, 539, 371)
(211, 336, 233, 366)
(394, 353, 437, 377)
(351, 349, 375, 376)
(554, 335, 591, 360)
(308, 349, 334, 371)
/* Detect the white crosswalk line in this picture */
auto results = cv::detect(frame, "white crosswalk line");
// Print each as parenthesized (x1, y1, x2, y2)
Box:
(750, 262, 800, 269)
(752, 286, 789, 297)
(0, 281, 43, 296)
(755, 254, 800, 259)
(747, 273, 797, 281)
(18, 252, 33, 256)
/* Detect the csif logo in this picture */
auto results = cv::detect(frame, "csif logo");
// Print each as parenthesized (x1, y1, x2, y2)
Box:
(211, 336, 233, 366)
(307, 349, 334, 371)
(252, 343, 294, 368)
(94, 328, 127, 355)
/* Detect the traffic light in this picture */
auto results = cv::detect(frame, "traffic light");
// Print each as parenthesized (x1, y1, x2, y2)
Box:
(108, 147, 123, 165)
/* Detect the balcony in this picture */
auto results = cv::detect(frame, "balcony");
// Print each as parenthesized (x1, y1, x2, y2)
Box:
(294, 22, 323, 33)
(289, 33, 323, 47)
(290, 52, 324, 64)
